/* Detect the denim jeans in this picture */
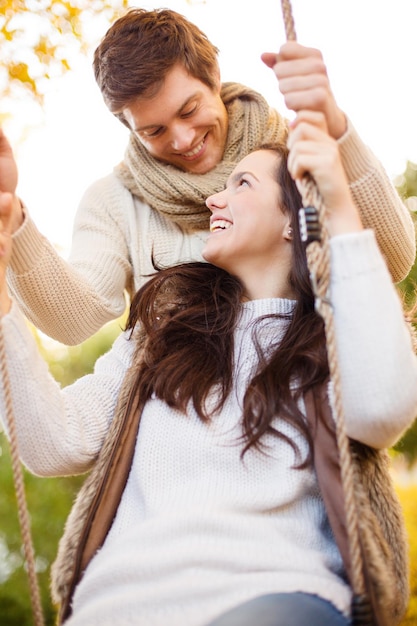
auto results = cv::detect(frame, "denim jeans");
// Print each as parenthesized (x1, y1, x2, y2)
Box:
(207, 592, 351, 626)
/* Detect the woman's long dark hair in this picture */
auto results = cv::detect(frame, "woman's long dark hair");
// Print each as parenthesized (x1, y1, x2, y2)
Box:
(126, 146, 328, 466)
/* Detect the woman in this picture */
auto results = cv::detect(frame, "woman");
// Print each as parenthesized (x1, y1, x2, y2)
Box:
(0, 111, 416, 626)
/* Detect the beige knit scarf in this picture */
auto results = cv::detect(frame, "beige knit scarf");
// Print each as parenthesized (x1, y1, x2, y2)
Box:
(114, 82, 288, 231)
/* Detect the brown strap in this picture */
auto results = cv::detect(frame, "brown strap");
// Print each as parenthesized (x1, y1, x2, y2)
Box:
(303, 386, 353, 580)
(59, 391, 145, 623)
(304, 386, 388, 626)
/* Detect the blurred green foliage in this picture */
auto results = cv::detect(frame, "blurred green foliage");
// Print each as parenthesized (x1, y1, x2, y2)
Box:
(396, 161, 417, 304)
(393, 161, 417, 466)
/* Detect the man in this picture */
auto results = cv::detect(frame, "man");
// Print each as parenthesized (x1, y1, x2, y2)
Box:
(0, 8, 414, 344)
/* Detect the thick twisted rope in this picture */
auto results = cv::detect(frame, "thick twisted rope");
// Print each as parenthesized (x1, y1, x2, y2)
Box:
(302, 179, 366, 602)
(280, 0, 368, 611)
(0, 315, 45, 626)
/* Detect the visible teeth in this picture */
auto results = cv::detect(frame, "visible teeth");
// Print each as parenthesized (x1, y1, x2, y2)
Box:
(182, 139, 204, 157)
(210, 219, 232, 232)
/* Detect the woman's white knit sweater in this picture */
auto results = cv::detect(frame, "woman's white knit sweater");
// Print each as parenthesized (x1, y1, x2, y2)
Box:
(8, 117, 416, 345)
(2, 231, 417, 626)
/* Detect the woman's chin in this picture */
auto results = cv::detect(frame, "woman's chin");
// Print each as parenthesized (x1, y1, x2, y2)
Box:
(201, 244, 217, 265)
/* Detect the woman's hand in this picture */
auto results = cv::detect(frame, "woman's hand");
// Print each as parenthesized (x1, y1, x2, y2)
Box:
(0, 128, 24, 232)
(0, 191, 14, 314)
(286, 110, 363, 237)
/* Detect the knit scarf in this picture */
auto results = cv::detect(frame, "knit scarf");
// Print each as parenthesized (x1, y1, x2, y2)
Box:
(114, 82, 288, 231)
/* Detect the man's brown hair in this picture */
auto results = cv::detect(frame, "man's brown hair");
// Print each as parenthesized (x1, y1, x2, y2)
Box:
(93, 8, 220, 126)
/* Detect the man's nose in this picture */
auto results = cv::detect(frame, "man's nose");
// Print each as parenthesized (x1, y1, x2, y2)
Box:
(170, 122, 196, 152)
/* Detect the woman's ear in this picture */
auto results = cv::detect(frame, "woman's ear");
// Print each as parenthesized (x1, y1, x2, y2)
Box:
(284, 226, 293, 241)
(283, 216, 293, 242)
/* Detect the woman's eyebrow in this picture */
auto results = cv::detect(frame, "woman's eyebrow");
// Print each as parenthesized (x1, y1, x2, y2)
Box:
(226, 170, 260, 186)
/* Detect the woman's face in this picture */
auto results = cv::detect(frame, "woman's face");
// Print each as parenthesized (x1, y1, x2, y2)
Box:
(203, 150, 292, 290)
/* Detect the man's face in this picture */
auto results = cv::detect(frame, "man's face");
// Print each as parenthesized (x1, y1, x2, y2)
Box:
(122, 64, 229, 174)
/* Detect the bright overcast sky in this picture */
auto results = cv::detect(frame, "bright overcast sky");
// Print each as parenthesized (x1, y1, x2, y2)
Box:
(6, 0, 417, 251)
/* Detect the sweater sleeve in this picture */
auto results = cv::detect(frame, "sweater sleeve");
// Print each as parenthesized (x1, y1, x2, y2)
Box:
(0, 302, 135, 476)
(329, 229, 417, 449)
(7, 173, 134, 345)
(337, 119, 415, 282)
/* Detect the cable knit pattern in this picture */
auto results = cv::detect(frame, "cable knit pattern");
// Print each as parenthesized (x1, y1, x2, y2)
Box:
(1, 231, 417, 626)
(337, 122, 416, 280)
(7, 86, 416, 346)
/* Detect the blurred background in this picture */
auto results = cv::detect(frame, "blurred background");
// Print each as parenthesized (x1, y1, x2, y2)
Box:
(1, 1, 417, 624)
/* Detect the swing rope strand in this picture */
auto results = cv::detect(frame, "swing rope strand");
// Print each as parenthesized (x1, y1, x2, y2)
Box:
(302, 179, 366, 601)
(280, 0, 368, 610)
(0, 315, 45, 626)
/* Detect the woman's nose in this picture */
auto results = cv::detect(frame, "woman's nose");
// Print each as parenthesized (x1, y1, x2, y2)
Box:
(205, 190, 227, 211)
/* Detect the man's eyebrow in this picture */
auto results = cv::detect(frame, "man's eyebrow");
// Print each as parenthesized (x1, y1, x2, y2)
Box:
(134, 95, 198, 132)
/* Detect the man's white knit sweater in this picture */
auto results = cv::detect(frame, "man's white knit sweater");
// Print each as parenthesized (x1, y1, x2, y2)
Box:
(8, 119, 416, 345)
(1, 231, 417, 626)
